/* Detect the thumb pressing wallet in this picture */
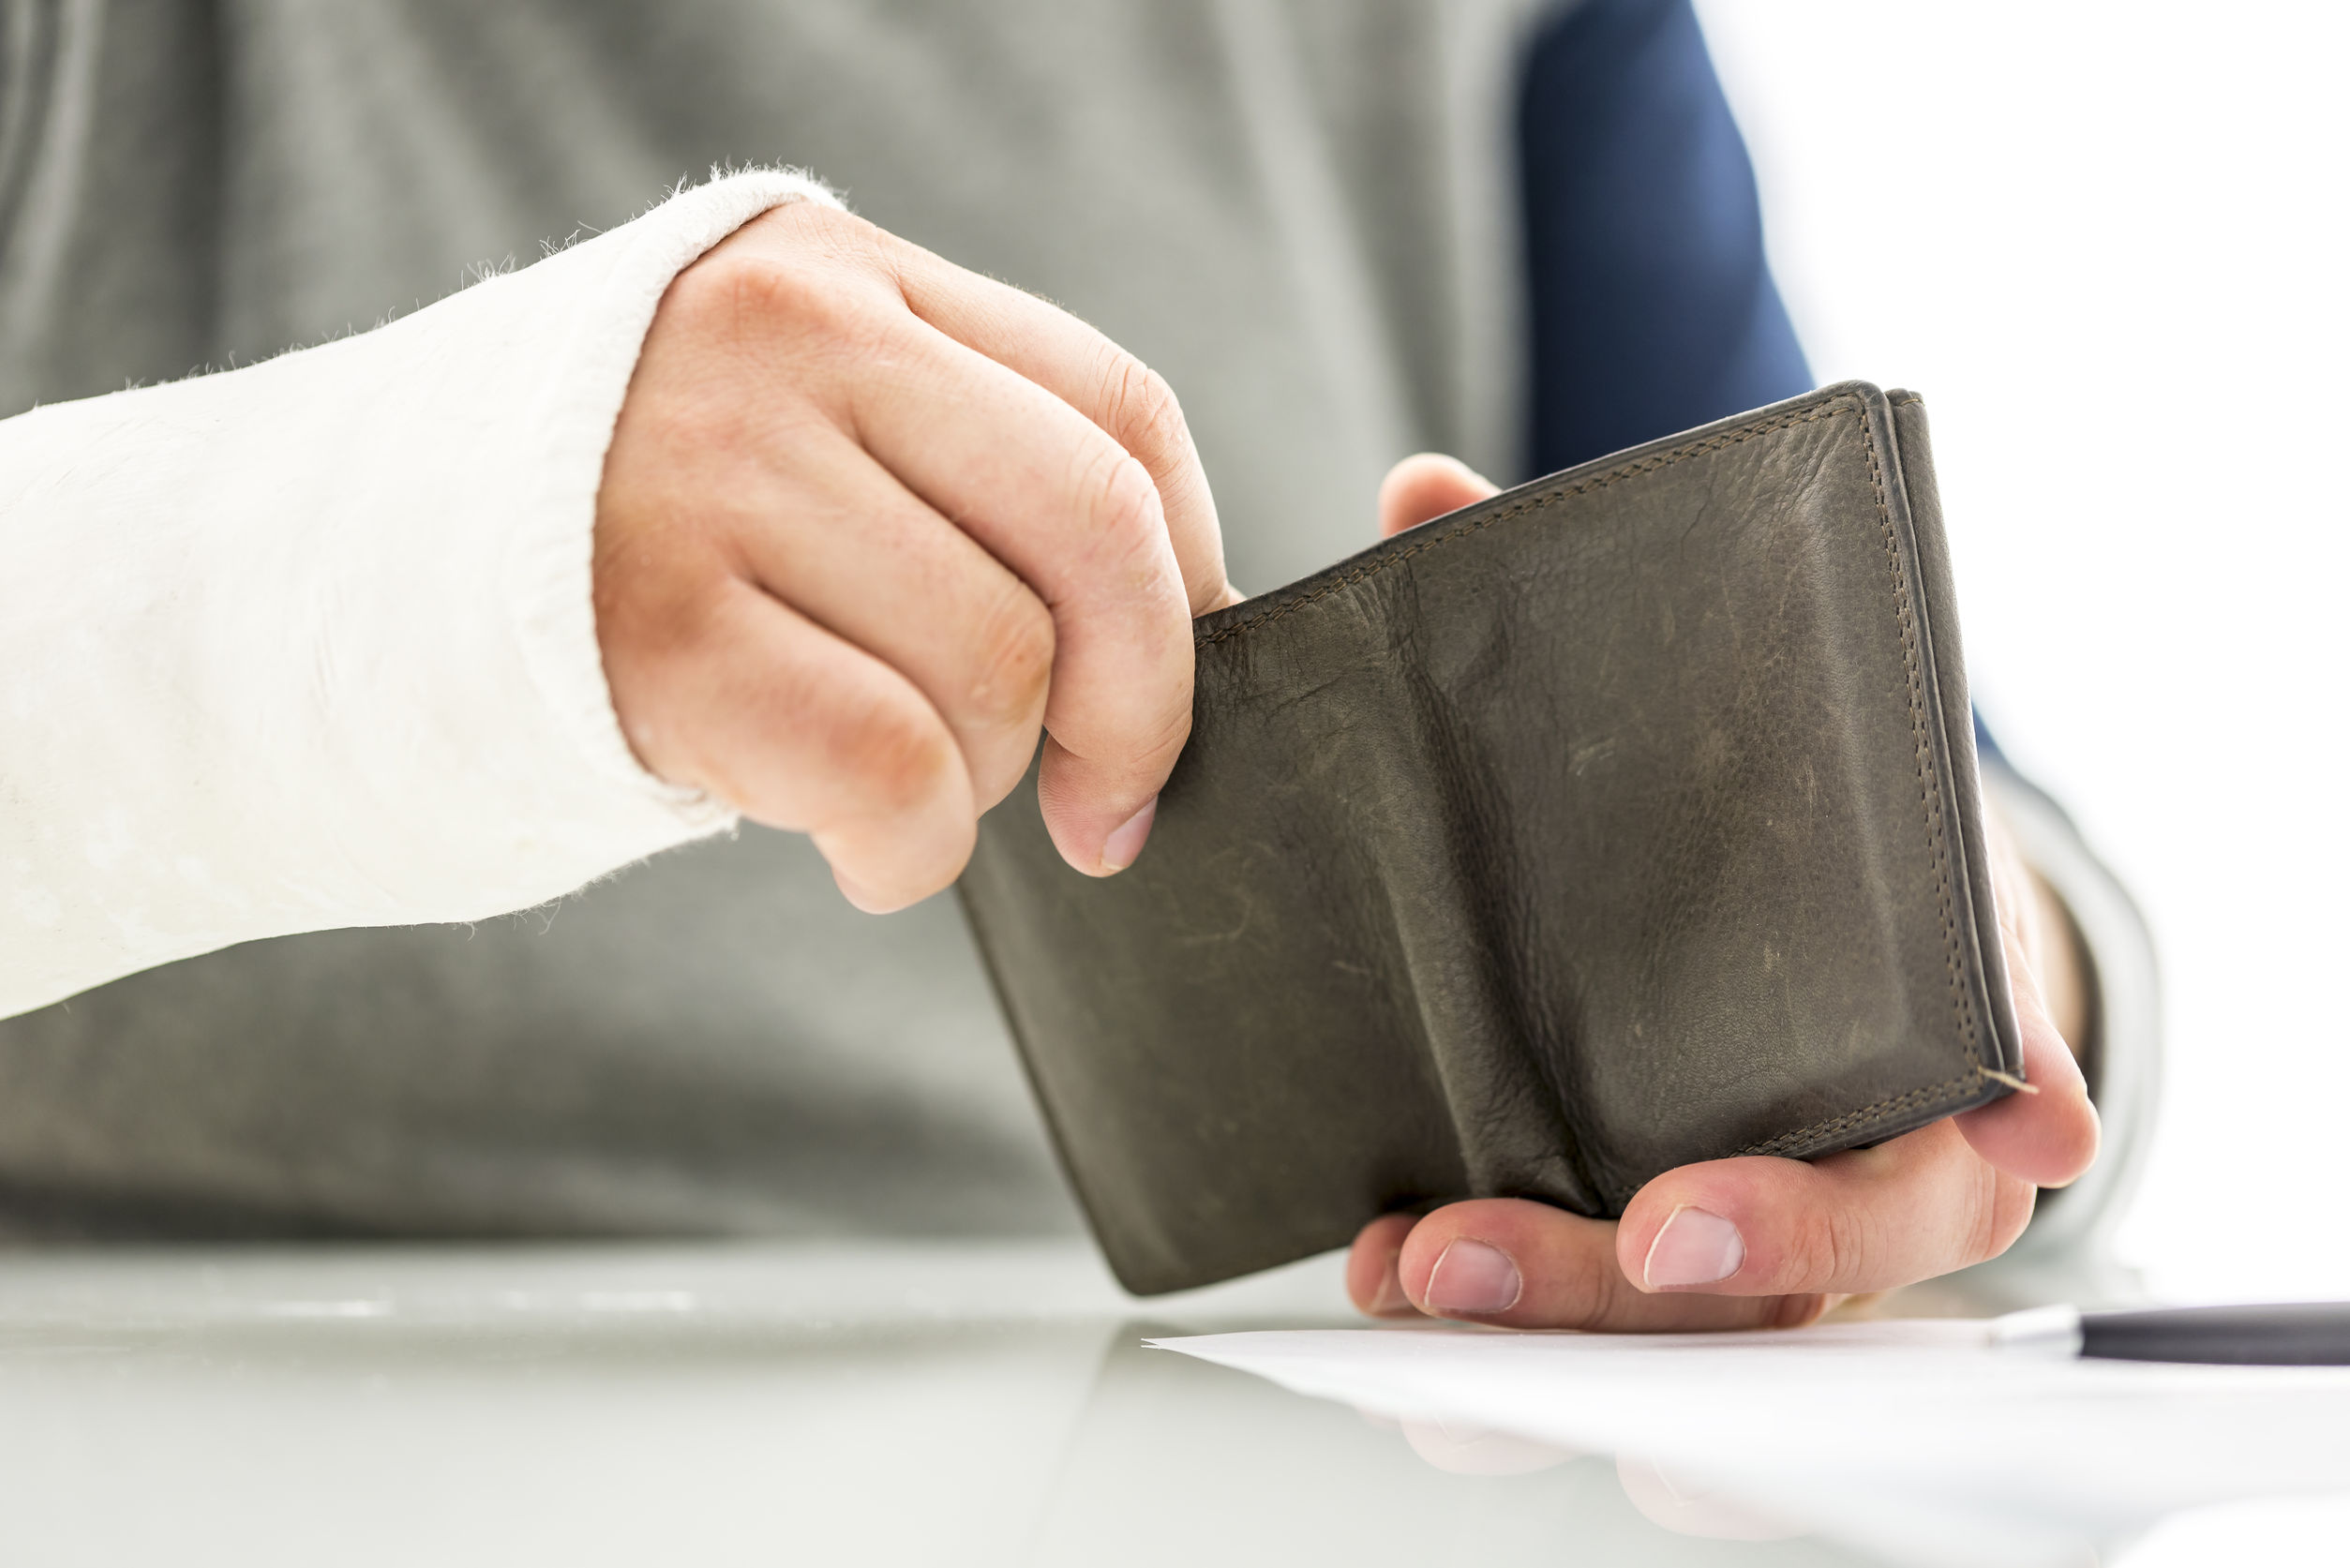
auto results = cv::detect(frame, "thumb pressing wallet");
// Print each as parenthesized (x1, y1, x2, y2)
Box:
(958, 383, 2023, 1295)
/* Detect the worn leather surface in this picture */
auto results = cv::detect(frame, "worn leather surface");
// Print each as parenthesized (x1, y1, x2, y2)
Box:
(959, 383, 2023, 1295)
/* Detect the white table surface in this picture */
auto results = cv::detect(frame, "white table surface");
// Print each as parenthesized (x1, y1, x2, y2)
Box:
(0, 1237, 2334, 1567)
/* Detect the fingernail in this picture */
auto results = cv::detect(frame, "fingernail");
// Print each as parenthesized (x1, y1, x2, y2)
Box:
(1368, 1252, 1414, 1317)
(1100, 797, 1157, 872)
(1424, 1238, 1521, 1315)
(1642, 1206, 1744, 1289)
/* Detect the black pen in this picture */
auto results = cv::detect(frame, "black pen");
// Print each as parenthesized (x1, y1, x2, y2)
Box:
(1990, 1302, 2350, 1366)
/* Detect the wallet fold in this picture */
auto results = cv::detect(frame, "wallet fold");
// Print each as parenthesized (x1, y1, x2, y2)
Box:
(959, 382, 2023, 1295)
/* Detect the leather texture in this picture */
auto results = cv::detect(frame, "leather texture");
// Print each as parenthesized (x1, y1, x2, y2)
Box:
(959, 383, 2024, 1295)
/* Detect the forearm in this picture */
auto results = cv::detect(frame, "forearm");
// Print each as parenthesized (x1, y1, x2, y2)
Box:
(0, 170, 835, 1019)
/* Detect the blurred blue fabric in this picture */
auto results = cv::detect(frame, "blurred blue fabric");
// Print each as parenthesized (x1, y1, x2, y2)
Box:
(1519, 0, 1812, 478)
(1517, 1, 2015, 765)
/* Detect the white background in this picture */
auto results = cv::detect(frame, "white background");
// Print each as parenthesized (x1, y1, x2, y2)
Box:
(1694, 1, 2350, 1302)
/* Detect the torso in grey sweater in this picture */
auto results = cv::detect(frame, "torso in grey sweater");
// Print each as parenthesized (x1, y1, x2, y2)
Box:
(0, 0, 1550, 1239)
(0, 3, 2157, 1306)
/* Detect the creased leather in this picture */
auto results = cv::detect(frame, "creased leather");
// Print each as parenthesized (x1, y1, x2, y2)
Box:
(959, 383, 2023, 1295)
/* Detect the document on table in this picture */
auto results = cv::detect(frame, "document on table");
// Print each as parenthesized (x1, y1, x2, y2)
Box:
(1152, 1322, 2350, 1568)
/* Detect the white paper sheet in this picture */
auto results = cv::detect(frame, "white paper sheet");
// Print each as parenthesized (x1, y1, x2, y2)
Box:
(1152, 1322, 2350, 1567)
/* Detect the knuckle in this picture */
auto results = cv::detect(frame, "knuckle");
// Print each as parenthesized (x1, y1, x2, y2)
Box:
(1100, 354, 1188, 463)
(833, 696, 957, 819)
(662, 204, 910, 371)
(1971, 1173, 2038, 1266)
(720, 253, 861, 342)
(680, 231, 887, 352)
(1558, 1270, 1626, 1331)
(1069, 447, 1187, 635)
(965, 586, 1056, 727)
(1080, 443, 1165, 550)
(1796, 1205, 1864, 1291)
(1530, 1246, 1625, 1330)
(741, 197, 886, 270)
(1127, 685, 1195, 773)
(592, 548, 730, 670)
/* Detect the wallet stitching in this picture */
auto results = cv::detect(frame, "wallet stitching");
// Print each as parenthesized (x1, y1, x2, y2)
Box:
(1730, 401, 1989, 1158)
(1196, 393, 1994, 1165)
(1733, 1076, 1982, 1158)
(1856, 408, 1981, 1073)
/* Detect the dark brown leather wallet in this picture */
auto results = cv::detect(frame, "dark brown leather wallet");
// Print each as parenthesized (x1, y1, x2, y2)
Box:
(959, 382, 2023, 1295)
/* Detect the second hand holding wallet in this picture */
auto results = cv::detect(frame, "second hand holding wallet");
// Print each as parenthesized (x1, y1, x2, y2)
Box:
(959, 383, 2024, 1295)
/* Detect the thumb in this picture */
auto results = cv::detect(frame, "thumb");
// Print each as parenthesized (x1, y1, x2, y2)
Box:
(1378, 454, 1500, 539)
(1955, 814, 2101, 1187)
(1954, 915, 2101, 1187)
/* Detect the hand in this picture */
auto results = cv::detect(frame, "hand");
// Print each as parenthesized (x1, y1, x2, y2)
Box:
(594, 200, 1236, 912)
(1343, 455, 2101, 1330)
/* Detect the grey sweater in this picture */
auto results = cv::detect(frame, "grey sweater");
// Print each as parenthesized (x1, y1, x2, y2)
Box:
(0, 0, 1548, 1238)
(0, 0, 2153, 1299)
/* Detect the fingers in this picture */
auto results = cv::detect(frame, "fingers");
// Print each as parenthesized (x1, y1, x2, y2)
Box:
(1614, 1456, 1807, 1541)
(1351, 1058, 2065, 1326)
(882, 235, 1235, 618)
(609, 202, 1232, 885)
(1345, 1211, 1423, 1319)
(1376, 454, 1500, 539)
(716, 427, 1053, 813)
(606, 578, 979, 912)
(1347, 1200, 1828, 1332)
(1397, 1421, 1576, 1476)
(1352, 1111, 2045, 1329)
(1614, 1119, 2039, 1298)
(833, 321, 1195, 872)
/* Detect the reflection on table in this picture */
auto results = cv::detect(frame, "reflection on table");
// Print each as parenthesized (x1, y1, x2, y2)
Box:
(0, 1239, 2334, 1566)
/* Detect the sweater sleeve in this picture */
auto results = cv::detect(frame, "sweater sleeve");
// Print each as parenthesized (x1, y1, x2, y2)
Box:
(0, 169, 838, 1020)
